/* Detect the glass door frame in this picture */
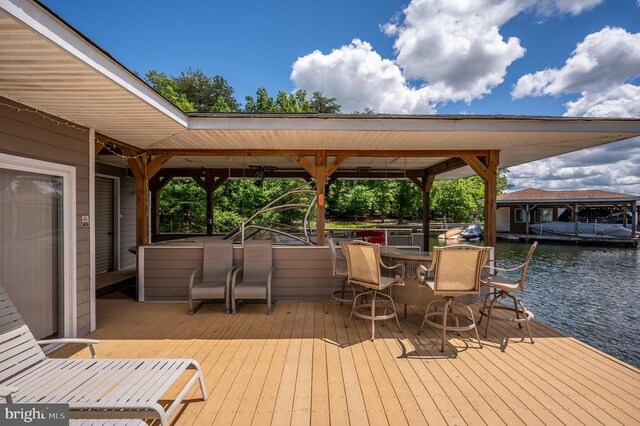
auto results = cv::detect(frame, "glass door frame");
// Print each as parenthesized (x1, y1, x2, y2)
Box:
(0, 152, 77, 337)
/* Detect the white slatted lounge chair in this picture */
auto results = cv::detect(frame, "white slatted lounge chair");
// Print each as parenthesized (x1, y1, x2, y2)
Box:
(69, 421, 147, 426)
(230, 240, 274, 314)
(0, 285, 207, 426)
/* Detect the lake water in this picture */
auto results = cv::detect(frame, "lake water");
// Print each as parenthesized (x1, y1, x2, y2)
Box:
(427, 235, 640, 367)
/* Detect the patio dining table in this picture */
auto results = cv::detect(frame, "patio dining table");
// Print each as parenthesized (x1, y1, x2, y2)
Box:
(380, 246, 434, 317)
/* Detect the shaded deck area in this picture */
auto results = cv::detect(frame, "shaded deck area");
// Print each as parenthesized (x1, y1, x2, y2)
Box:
(53, 299, 640, 425)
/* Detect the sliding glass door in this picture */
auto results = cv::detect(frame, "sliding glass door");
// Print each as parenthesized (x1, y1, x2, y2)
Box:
(0, 167, 63, 339)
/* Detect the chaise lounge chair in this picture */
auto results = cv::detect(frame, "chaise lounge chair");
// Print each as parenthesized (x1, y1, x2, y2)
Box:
(0, 285, 207, 426)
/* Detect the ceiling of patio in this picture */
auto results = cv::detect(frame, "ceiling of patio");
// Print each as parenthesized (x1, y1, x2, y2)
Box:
(3, 0, 640, 180)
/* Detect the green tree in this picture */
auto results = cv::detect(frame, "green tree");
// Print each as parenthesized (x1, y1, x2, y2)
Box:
(245, 88, 316, 113)
(175, 68, 240, 112)
(145, 71, 194, 112)
(395, 180, 422, 222)
(352, 107, 376, 115)
(158, 178, 206, 233)
(146, 68, 240, 112)
(310, 91, 341, 113)
(346, 184, 374, 221)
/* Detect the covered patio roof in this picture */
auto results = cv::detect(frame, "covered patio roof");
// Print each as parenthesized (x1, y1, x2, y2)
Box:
(2, 0, 640, 249)
(1, 0, 640, 180)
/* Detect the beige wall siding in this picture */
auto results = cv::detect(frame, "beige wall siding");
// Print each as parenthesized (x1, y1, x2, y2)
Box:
(143, 246, 341, 301)
(0, 97, 91, 336)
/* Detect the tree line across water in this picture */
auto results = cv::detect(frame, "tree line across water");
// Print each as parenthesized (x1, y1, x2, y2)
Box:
(146, 69, 511, 233)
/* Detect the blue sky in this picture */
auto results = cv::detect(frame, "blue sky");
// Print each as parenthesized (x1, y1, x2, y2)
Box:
(41, 0, 640, 193)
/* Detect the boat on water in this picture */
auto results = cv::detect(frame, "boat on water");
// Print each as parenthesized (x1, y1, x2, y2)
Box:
(529, 221, 633, 238)
(438, 225, 484, 242)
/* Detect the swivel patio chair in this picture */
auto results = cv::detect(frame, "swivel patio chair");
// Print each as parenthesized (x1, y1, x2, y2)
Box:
(326, 237, 355, 314)
(231, 240, 274, 314)
(189, 238, 236, 314)
(417, 245, 489, 352)
(343, 241, 404, 340)
(477, 241, 538, 344)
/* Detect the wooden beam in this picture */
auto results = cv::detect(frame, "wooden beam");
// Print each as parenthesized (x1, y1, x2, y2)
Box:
(210, 176, 228, 192)
(315, 151, 327, 246)
(326, 154, 350, 176)
(146, 148, 491, 158)
(483, 151, 499, 249)
(424, 157, 468, 176)
(192, 176, 208, 192)
(156, 167, 433, 180)
(409, 176, 425, 192)
(462, 155, 489, 181)
(422, 173, 435, 251)
(292, 156, 317, 178)
(96, 132, 144, 154)
(146, 153, 173, 179)
(95, 140, 105, 156)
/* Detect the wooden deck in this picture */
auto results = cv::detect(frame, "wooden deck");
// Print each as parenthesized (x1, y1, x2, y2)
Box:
(53, 299, 640, 426)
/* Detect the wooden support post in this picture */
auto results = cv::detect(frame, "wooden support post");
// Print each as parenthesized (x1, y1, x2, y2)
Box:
(525, 204, 530, 235)
(575, 203, 579, 236)
(149, 177, 172, 242)
(150, 179, 159, 242)
(632, 201, 637, 235)
(316, 151, 327, 246)
(123, 151, 150, 248)
(483, 151, 499, 249)
(422, 173, 435, 252)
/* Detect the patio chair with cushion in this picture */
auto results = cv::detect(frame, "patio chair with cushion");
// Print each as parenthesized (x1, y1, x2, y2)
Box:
(417, 245, 490, 352)
(189, 238, 236, 314)
(230, 240, 274, 314)
(343, 241, 405, 340)
(0, 285, 207, 426)
(477, 241, 538, 344)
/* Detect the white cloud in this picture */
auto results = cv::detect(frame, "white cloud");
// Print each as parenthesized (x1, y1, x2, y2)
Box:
(534, 0, 603, 16)
(290, 39, 435, 113)
(291, 0, 601, 113)
(509, 139, 640, 195)
(511, 26, 640, 195)
(384, 0, 526, 104)
(512, 27, 640, 116)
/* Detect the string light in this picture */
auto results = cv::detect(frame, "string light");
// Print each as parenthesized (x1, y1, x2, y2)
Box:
(1, 101, 144, 160)
(94, 138, 146, 160)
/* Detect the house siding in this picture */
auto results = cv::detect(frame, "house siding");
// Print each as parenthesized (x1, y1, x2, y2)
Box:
(0, 97, 91, 336)
(142, 245, 341, 301)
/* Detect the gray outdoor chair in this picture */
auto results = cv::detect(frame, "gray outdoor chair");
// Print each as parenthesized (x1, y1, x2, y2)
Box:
(0, 285, 207, 426)
(477, 241, 538, 344)
(325, 237, 355, 314)
(189, 239, 236, 314)
(417, 245, 490, 352)
(343, 240, 404, 340)
(231, 240, 274, 314)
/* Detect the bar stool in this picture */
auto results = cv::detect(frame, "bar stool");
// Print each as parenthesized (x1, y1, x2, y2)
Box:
(343, 241, 405, 340)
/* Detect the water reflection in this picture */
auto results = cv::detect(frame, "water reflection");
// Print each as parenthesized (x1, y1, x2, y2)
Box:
(427, 235, 640, 367)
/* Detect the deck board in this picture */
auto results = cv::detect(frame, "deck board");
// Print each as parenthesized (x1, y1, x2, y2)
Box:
(52, 299, 640, 426)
